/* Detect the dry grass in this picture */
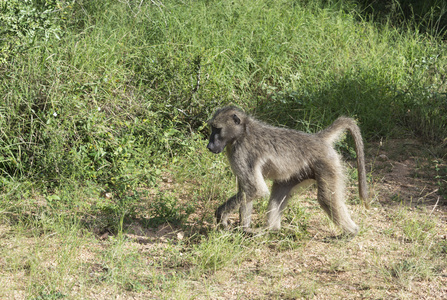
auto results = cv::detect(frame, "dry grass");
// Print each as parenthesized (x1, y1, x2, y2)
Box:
(1, 138, 446, 299)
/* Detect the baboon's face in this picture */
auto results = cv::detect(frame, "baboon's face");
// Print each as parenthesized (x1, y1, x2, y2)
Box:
(207, 108, 244, 154)
(207, 126, 226, 154)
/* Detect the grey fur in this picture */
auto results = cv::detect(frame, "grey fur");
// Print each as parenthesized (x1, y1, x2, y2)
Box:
(207, 106, 368, 236)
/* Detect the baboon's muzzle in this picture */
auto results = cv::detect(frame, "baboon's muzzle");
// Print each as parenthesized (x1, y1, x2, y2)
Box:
(207, 143, 223, 154)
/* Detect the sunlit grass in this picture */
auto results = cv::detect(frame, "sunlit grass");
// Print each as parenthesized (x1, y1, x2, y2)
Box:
(0, 0, 446, 298)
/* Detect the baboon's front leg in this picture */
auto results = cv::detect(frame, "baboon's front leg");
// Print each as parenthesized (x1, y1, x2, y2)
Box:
(238, 175, 268, 230)
(267, 181, 295, 230)
(215, 192, 255, 230)
(239, 192, 253, 229)
(216, 168, 266, 230)
(215, 191, 244, 228)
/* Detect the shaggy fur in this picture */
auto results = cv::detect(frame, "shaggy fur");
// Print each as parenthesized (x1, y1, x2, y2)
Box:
(207, 106, 367, 236)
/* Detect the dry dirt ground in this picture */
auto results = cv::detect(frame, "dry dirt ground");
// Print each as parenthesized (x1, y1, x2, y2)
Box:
(166, 138, 446, 299)
(124, 138, 447, 299)
(1, 138, 446, 299)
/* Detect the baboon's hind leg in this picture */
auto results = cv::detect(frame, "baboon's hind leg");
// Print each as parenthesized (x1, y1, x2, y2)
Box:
(316, 165, 359, 236)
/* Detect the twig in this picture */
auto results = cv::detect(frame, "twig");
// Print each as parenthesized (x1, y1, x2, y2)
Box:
(419, 188, 439, 202)
(429, 196, 440, 216)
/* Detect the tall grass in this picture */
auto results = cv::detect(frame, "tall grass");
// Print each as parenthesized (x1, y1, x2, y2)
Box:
(1, 0, 445, 190)
(0, 0, 444, 241)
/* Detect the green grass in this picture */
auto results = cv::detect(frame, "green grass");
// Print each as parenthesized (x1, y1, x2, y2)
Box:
(1, 0, 445, 189)
(0, 0, 446, 298)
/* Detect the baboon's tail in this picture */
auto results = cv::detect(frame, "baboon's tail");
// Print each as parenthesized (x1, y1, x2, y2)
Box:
(318, 117, 369, 208)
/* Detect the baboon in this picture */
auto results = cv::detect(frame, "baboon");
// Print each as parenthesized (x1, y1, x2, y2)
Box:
(207, 106, 368, 236)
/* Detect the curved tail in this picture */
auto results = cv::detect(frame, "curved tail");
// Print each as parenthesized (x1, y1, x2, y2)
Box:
(318, 117, 369, 208)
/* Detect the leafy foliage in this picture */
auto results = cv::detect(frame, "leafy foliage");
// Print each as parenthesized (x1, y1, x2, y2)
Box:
(0, 0, 74, 63)
(0, 0, 445, 232)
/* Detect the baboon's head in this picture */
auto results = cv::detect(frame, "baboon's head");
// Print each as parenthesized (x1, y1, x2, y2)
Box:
(207, 106, 246, 154)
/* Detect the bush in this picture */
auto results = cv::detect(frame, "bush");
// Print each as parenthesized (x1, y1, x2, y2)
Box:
(0, 0, 445, 195)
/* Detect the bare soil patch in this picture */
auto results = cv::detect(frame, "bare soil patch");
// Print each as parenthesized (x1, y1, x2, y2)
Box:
(1, 139, 446, 299)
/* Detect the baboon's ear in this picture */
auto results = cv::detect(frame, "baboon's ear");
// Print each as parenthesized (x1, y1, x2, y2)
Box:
(232, 114, 241, 125)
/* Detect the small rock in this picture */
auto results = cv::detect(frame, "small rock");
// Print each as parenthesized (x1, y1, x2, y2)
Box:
(378, 154, 388, 161)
